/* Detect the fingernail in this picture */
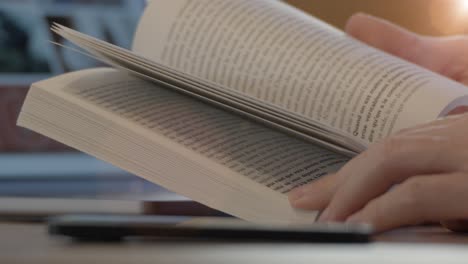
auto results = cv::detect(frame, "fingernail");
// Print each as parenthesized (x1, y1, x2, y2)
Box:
(346, 213, 370, 226)
(346, 214, 360, 223)
(353, 12, 371, 19)
(288, 186, 305, 202)
(290, 195, 314, 208)
(317, 207, 330, 222)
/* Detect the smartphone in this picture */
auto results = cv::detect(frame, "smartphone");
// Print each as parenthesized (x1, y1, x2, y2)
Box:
(48, 214, 372, 243)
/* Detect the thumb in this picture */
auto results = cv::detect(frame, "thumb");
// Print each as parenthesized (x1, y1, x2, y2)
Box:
(345, 13, 434, 71)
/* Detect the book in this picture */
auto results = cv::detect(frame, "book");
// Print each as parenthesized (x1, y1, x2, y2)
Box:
(17, 0, 468, 224)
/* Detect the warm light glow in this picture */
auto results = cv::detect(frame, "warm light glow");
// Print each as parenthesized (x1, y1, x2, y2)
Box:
(461, 0, 468, 11)
(428, 0, 468, 35)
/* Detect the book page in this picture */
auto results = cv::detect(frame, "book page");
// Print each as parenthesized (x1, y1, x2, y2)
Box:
(52, 24, 366, 155)
(133, 0, 468, 145)
(18, 68, 325, 223)
(61, 69, 348, 194)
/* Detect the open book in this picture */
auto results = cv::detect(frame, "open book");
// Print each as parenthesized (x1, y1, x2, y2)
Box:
(17, 0, 468, 224)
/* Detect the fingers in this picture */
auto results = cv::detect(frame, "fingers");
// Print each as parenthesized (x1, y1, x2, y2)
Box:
(345, 13, 468, 83)
(395, 112, 468, 137)
(316, 112, 468, 225)
(288, 172, 341, 210)
(346, 173, 468, 233)
(317, 133, 458, 222)
(345, 13, 426, 66)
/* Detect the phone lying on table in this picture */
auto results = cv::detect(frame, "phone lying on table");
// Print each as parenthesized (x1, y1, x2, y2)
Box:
(48, 214, 372, 243)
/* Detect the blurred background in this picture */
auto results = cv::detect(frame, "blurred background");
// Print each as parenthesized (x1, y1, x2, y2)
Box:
(288, 0, 468, 36)
(1, 0, 468, 214)
(0, 0, 173, 211)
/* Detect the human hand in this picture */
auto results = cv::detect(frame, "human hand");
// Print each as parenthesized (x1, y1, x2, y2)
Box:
(345, 13, 468, 86)
(289, 13, 468, 233)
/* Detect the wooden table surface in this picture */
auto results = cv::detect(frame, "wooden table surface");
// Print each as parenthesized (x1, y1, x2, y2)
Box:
(2, 221, 468, 264)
